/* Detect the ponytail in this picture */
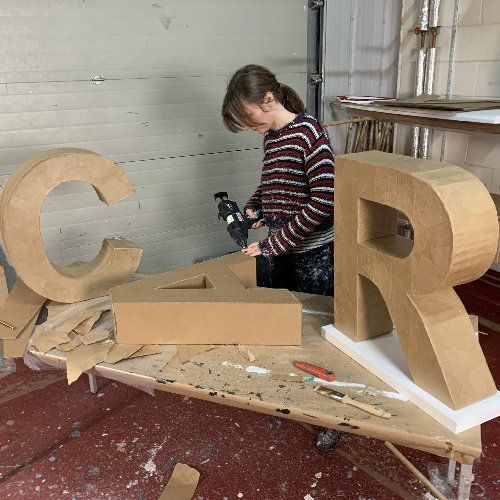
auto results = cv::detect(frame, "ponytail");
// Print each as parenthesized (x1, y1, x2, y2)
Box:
(279, 83, 305, 114)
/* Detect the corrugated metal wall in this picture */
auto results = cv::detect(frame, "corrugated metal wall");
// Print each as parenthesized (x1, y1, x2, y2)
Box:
(0, 0, 308, 283)
(321, 0, 401, 154)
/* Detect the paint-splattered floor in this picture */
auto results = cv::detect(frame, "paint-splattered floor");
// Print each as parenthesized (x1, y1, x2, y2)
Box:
(0, 323, 498, 499)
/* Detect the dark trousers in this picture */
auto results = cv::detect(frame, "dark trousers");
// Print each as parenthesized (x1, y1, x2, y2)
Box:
(256, 243, 334, 296)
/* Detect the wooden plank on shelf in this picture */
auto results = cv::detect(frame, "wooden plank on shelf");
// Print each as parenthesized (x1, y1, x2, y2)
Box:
(330, 102, 500, 135)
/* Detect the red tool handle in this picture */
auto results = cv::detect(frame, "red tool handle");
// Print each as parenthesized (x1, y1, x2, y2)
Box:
(293, 361, 335, 382)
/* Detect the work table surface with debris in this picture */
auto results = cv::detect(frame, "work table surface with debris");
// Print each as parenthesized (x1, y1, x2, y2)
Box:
(26, 292, 481, 466)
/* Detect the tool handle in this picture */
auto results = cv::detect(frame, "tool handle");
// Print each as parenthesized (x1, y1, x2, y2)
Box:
(343, 395, 391, 419)
(293, 361, 335, 382)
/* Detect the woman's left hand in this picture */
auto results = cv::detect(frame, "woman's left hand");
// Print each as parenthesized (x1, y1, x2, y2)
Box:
(242, 242, 262, 257)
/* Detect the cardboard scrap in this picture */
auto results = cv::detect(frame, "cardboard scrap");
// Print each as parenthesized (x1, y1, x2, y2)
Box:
(105, 343, 144, 364)
(334, 151, 498, 410)
(74, 311, 102, 334)
(32, 328, 71, 354)
(0, 148, 142, 303)
(56, 332, 82, 352)
(2, 312, 38, 358)
(58, 310, 100, 334)
(46, 295, 110, 323)
(176, 344, 214, 363)
(491, 193, 500, 264)
(0, 279, 46, 340)
(80, 329, 110, 345)
(159, 352, 181, 371)
(66, 342, 113, 384)
(0, 266, 8, 306)
(158, 463, 200, 500)
(238, 345, 256, 363)
(85, 310, 114, 332)
(129, 344, 162, 359)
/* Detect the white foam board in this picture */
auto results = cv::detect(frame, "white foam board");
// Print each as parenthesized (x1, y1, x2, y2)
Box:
(321, 324, 500, 434)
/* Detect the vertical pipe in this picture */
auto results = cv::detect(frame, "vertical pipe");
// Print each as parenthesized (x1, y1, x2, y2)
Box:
(440, 0, 461, 161)
(411, 0, 431, 157)
(420, 0, 440, 158)
(419, 0, 430, 30)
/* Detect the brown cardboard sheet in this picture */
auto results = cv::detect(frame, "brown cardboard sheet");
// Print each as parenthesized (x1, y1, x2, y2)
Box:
(105, 344, 144, 364)
(46, 296, 110, 323)
(32, 328, 71, 354)
(491, 193, 500, 263)
(334, 151, 498, 410)
(57, 310, 101, 334)
(0, 280, 46, 339)
(0, 266, 8, 305)
(80, 330, 110, 345)
(74, 311, 102, 334)
(0, 149, 142, 303)
(128, 344, 162, 359)
(112, 252, 301, 345)
(238, 344, 256, 363)
(66, 342, 113, 384)
(158, 463, 200, 500)
(378, 97, 500, 111)
(2, 313, 38, 358)
(176, 344, 214, 363)
(56, 333, 82, 352)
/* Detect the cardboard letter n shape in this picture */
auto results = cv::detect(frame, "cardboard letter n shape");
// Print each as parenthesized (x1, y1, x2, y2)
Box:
(334, 151, 498, 410)
(0, 149, 142, 303)
(111, 252, 302, 345)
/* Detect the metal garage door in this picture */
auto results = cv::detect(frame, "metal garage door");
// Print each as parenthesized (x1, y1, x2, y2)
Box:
(0, 0, 309, 284)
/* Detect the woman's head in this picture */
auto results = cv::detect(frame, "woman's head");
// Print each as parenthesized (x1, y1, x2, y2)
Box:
(222, 64, 305, 133)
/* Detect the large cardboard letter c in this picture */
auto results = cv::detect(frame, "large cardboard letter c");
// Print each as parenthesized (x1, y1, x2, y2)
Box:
(334, 151, 498, 410)
(0, 149, 142, 303)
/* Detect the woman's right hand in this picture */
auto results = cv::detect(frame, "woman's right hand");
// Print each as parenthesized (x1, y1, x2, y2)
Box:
(246, 209, 264, 229)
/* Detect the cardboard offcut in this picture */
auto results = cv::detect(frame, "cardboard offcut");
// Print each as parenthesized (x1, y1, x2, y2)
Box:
(112, 252, 302, 345)
(158, 463, 200, 500)
(66, 342, 113, 384)
(0, 149, 142, 303)
(491, 193, 500, 263)
(334, 151, 498, 410)
(2, 313, 38, 358)
(0, 268, 40, 358)
(0, 279, 46, 340)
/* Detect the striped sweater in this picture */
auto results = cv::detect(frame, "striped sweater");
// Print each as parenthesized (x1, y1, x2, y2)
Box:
(245, 113, 335, 257)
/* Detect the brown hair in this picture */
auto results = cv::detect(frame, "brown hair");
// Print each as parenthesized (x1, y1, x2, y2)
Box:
(222, 64, 306, 133)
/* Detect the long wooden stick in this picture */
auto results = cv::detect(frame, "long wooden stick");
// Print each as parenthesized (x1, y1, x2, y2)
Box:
(384, 442, 447, 500)
(323, 116, 373, 127)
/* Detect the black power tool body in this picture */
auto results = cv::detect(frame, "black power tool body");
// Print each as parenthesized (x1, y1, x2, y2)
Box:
(214, 192, 262, 248)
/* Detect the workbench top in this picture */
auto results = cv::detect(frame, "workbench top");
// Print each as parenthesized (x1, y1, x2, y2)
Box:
(30, 292, 482, 465)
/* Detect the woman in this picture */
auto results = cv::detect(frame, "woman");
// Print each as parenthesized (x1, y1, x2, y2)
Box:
(222, 64, 334, 296)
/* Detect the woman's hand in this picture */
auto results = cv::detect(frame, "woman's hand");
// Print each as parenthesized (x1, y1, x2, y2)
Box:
(246, 209, 264, 229)
(242, 242, 262, 257)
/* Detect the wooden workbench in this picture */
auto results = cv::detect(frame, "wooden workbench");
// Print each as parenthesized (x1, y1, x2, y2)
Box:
(28, 292, 481, 467)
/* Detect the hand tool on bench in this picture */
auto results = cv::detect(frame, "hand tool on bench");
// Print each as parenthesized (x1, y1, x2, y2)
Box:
(314, 386, 392, 419)
(293, 360, 335, 382)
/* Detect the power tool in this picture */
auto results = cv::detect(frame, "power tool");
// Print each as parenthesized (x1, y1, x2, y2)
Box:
(214, 192, 262, 248)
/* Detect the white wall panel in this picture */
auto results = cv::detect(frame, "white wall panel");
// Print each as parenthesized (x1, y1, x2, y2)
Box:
(0, 0, 308, 284)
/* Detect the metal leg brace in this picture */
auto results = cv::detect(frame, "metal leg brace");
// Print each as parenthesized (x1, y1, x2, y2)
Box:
(88, 373, 98, 394)
(447, 458, 456, 484)
(457, 463, 474, 500)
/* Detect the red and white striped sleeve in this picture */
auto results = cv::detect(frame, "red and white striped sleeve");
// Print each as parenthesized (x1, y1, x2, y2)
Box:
(260, 129, 334, 256)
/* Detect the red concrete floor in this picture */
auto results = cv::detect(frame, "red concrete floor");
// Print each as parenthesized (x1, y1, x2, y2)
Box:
(0, 306, 498, 498)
